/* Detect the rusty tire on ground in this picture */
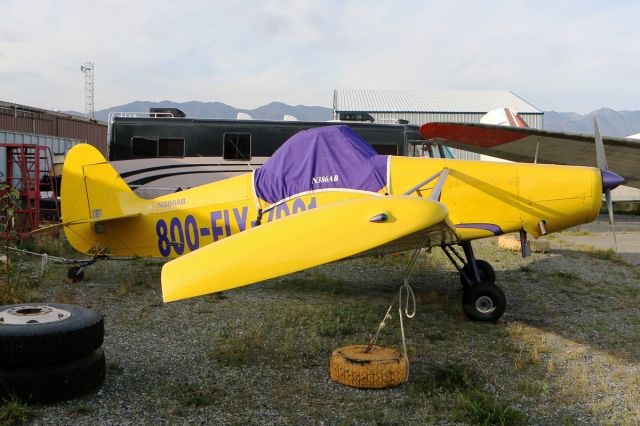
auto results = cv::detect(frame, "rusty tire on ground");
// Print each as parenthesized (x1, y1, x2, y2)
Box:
(330, 344, 408, 389)
(497, 234, 551, 253)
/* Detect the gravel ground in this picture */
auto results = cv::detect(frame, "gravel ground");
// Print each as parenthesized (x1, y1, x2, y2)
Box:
(4, 215, 640, 425)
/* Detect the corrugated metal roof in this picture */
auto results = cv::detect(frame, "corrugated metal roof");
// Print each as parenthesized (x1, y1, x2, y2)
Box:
(333, 89, 541, 114)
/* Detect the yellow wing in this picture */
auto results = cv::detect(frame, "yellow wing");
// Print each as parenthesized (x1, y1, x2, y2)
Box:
(161, 195, 458, 302)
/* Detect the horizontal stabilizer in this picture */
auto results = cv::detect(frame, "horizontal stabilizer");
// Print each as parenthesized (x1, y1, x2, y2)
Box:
(161, 196, 452, 302)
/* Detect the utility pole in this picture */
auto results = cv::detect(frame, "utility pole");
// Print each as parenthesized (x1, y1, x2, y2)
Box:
(80, 62, 95, 119)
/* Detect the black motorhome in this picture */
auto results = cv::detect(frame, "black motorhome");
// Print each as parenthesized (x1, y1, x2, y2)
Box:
(108, 110, 453, 198)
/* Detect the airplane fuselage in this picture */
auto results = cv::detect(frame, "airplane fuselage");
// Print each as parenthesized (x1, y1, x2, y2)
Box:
(63, 155, 602, 259)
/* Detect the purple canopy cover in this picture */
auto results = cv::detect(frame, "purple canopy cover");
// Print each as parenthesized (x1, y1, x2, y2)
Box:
(254, 125, 389, 205)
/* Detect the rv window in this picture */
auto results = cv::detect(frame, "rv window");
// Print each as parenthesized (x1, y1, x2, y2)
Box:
(159, 138, 185, 157)
(223, 133, 251, 160)
(408, 141, 455, 159)
(371, 144, 398, 155)
(132, 137, 158, 157)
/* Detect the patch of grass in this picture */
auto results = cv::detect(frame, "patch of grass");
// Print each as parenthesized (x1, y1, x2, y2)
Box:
(451, 388, 527, 426)
(67, 403, 94, 416)
(410, 364, 526, 425)
(411, 364, 474, 394)
(555, 271, 581, 283)
(0, 399, 33, 425)
(209, 327, 263, 368)
(271, 272, 353, 296)
(416, 290, 444, 304)
(108, 361, 125, 375)
(561, 229, 592, 236)
(585, 247, 628, 264)
(209, 299, 389, 369)
(518, 379, 550, 397)
(176, 383, 221, 408)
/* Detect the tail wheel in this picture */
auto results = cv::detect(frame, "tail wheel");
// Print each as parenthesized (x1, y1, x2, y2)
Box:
(330, 345, 408, 389)
(67, 266, 85, 282)
(462, 282, 506, 322)
(459, 259, 495, 288)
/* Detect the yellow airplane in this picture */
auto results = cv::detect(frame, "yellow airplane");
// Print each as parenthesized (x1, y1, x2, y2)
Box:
(60, 124, 626, 322)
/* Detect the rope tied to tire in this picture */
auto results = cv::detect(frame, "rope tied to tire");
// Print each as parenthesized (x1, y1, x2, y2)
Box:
(366, 238, 425, 374)
(330, 240, 426, 389)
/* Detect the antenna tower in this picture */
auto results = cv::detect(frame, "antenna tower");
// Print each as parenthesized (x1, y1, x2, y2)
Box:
(80, 62, 95, 119)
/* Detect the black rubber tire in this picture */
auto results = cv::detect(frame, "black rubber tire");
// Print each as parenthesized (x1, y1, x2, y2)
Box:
(67, 266, 85, 282)
(462, 282, 506, 322)
(0, 348, 106, 404)
(459, 259, 496, 288)
(0, 303, 104, 367)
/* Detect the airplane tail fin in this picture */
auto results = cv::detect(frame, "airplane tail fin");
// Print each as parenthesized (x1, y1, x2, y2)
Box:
(480, 108, 528, 128)
(61, 144, 150, 254)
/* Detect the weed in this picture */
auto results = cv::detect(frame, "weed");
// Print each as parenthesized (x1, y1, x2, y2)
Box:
(555, 271, 581, 283)
(561, 229, 592, 236)
(108, 361, 125, 375)
(271, 272, 352, 296)
(411, 364, 526, 424)
(209, 328, 263, 367)
(518, 379, 550, 397)
(586, 247, 627, 264)
(176, 383, 220, 408)
(518, 265, 533, 273)
(0, 399, 33, 425)
(67, 403, 94, 415)
(452, 388, 527, 425)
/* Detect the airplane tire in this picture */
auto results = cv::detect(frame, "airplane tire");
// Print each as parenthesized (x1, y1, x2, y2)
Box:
(0, 304, 104, 367)
(462, 282, 506, 322)
(0, 348, 105, 403)
(330, 345, 408, 389)
(67, 266, 85, 282)
(497, 234, 550, 253)
(459, 259, 495, 288)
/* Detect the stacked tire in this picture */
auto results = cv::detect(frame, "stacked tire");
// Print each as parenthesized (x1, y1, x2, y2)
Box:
(0, 303, 105, 403)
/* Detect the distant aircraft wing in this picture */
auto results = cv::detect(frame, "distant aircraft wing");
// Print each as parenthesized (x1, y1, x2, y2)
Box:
(420, 122, 640, 188)
(161, 195, 458, 302)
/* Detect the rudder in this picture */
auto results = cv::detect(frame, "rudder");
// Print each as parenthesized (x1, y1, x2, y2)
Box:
(61, 144, 148, 254)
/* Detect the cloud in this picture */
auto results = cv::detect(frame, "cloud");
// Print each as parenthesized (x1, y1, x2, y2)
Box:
(0, 0, 638, 113)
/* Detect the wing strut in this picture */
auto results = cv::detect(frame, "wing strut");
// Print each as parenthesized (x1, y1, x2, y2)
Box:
(402, 167, 450, 201)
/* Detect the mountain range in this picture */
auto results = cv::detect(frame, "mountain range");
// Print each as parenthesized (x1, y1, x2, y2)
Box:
(84, 101, 640, 138)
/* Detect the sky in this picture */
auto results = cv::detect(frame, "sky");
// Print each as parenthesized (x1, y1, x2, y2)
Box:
(1, 0, 639, 114)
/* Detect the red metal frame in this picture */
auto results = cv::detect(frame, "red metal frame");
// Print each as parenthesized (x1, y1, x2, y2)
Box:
(0, 143, 60, 238)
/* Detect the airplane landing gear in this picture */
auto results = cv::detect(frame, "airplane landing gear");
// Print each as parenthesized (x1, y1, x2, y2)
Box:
(462, 282, 506, 322)
(441, 242, 506, 322)
(459, 259, 495, 289)
(65, 256, 104, 283)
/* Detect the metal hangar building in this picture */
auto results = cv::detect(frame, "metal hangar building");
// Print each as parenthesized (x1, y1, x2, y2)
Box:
(333, 89, 542, 159)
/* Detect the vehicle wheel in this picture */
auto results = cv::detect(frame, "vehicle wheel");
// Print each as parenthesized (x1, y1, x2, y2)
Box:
(330, 345, 407, 389)
(459, 259, 495, 288)
(0, 348, 106, 404)
(67, 266, 85, 282)
(0, 304, 104, 367)
(462, 282, 506, 322)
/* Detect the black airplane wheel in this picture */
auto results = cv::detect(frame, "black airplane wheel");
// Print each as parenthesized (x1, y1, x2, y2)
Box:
(459, 260, 495, 288)
(462, 282, 506, 322)
(67, 266, 85, 282)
